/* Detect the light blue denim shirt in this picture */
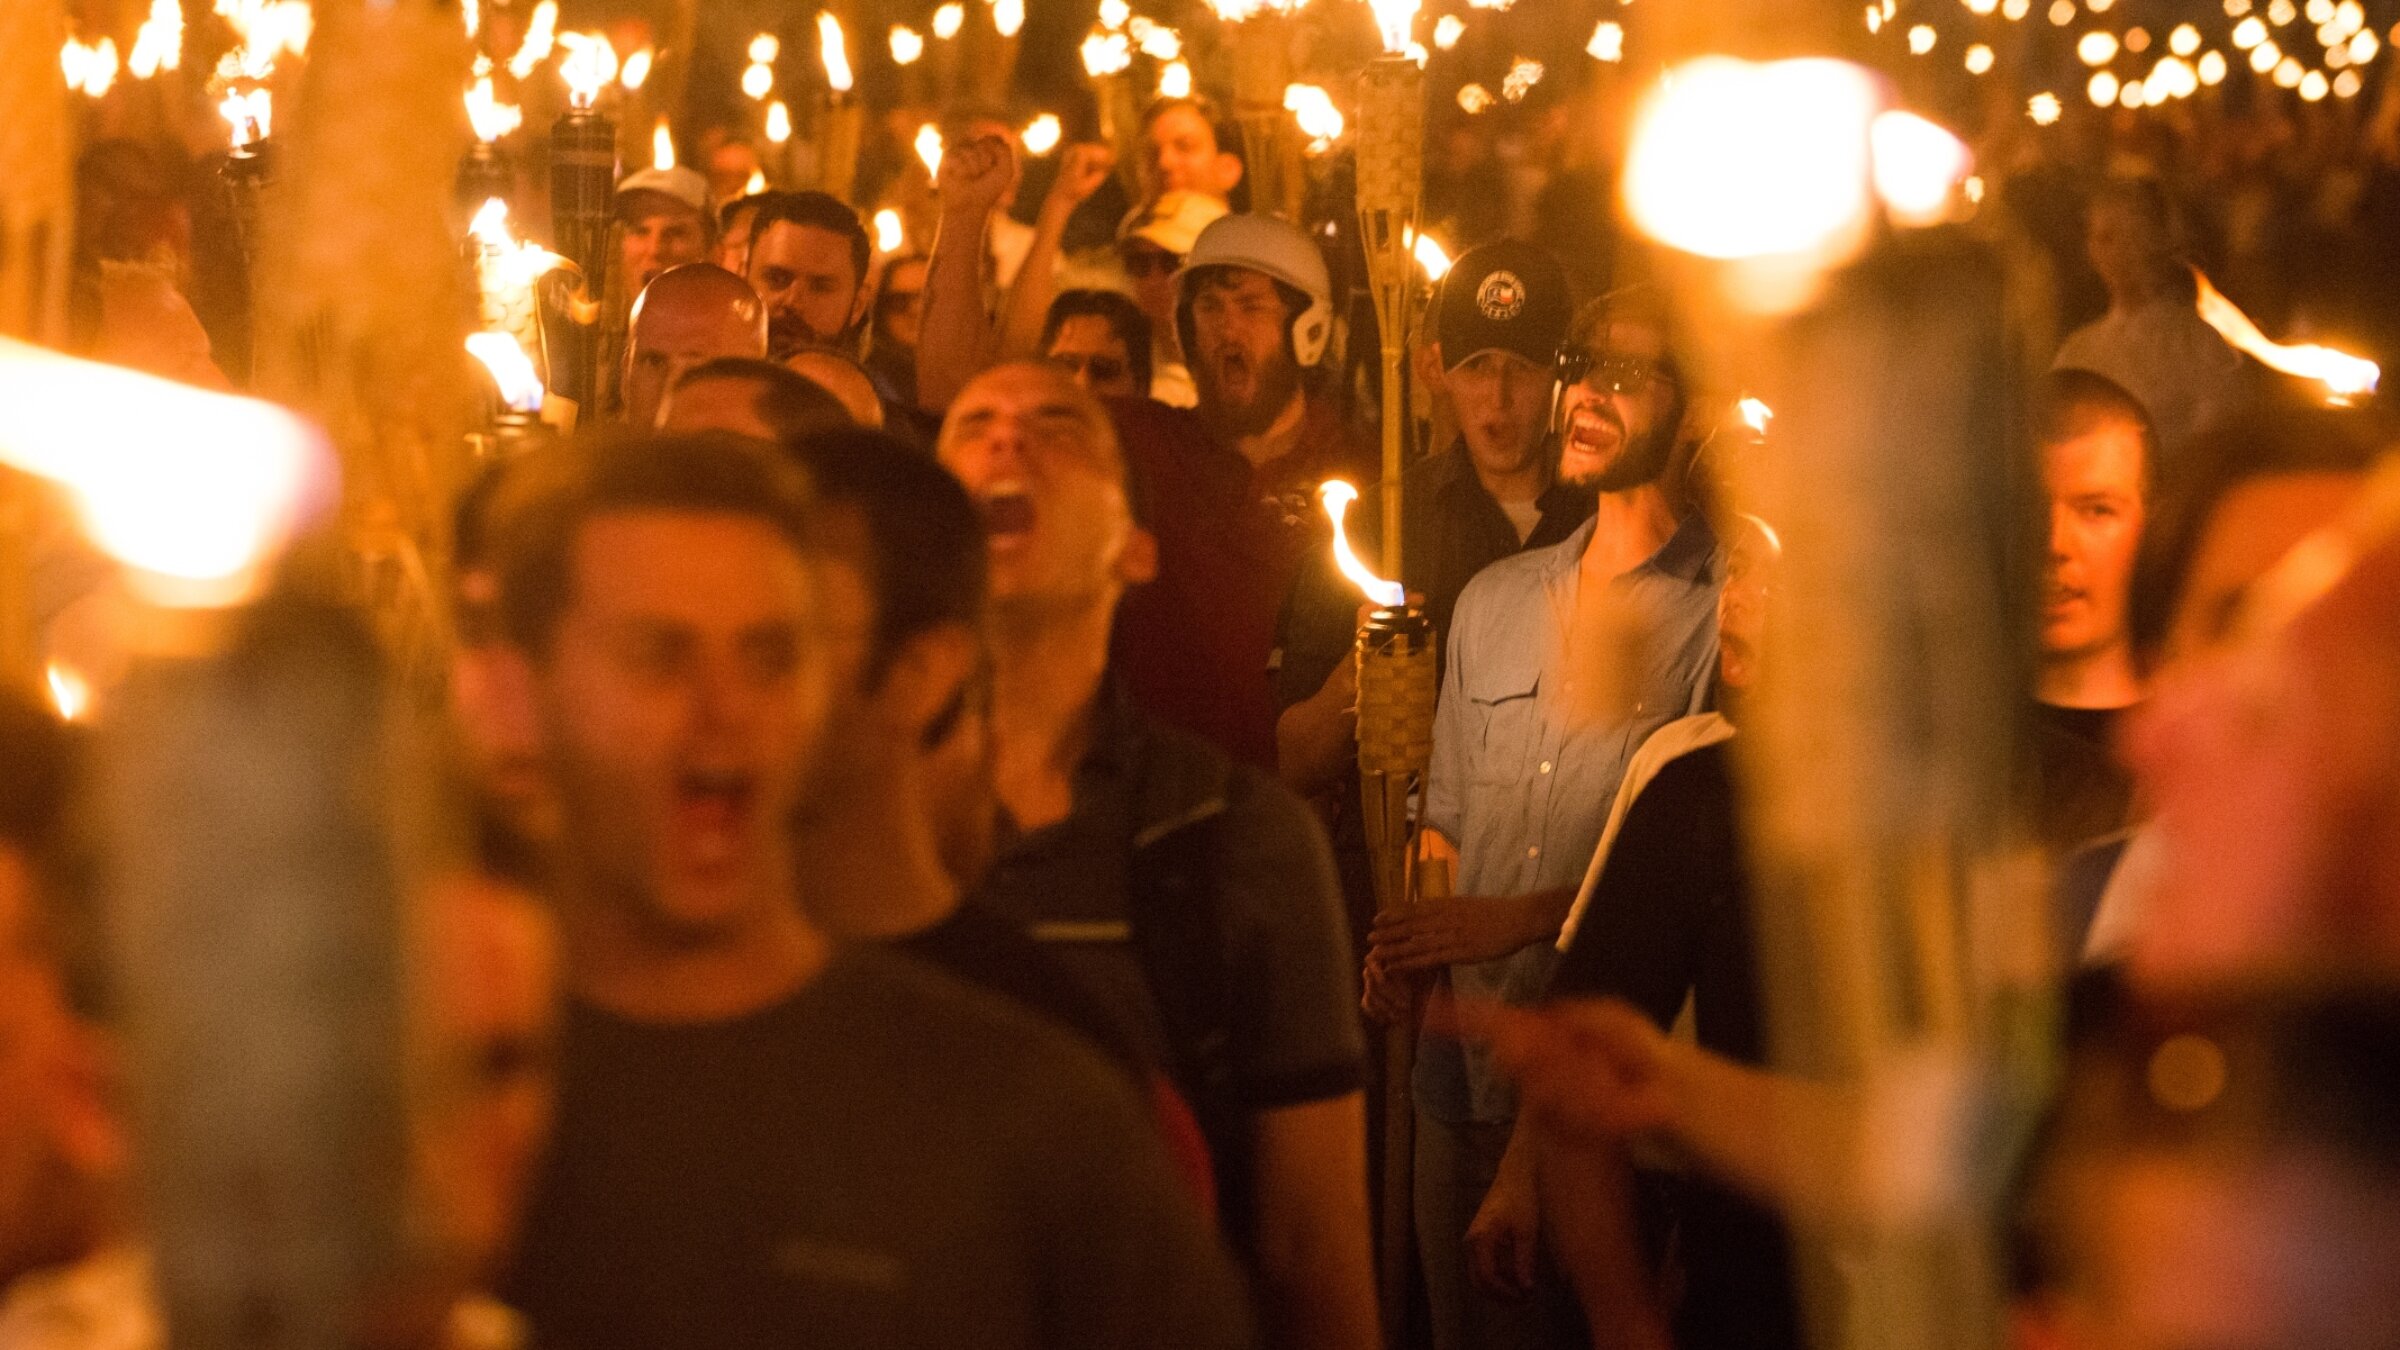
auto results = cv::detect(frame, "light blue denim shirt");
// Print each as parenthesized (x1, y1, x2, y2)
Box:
(1415, 511, 1721, 1124)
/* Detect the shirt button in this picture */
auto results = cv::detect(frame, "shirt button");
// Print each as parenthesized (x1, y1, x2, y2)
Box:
(1527, 845, 1541, 859)
(1539, 761, 1552, 774)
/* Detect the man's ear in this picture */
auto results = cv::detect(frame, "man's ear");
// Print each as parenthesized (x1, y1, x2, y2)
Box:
(1213, 151, 1245, 198)
(1116, 524, 1160, 588)
(878, 624, 984, 744)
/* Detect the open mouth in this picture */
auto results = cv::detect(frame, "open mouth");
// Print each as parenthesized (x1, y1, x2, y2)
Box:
(981, 485, 1036, 543)
(1565, 408, 1624, 457)
(673, 767, 757, 866)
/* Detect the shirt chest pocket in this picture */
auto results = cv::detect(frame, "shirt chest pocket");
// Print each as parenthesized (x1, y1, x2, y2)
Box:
(1464, 668, 1544, 786)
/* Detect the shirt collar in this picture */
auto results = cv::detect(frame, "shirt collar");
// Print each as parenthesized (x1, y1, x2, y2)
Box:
(1541, 505, 1718, 583)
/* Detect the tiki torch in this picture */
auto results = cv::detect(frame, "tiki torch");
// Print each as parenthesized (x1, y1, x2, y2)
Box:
(465, 333, 559, 459)
(457, 68, 522, 219)
(217, 89, 276, 288)
(1215, 0, 1306, 223)
(549, 32, 619, 414)
(1356, 0, 1422, 590)
(1322, 479, 1434, 1344)
(816, 13, 863, 204)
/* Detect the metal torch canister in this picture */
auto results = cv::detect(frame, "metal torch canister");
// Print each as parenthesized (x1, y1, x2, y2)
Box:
(219, 140, 276, 287)
(455, 141, 514, 220)
(549, 107, 617, 412)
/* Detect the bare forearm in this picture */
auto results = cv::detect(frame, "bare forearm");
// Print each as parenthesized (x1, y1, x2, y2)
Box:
(995, 203, 1074, 360)
(1275, 687, 1356, 798)
(1535, 1133, 1671, 1350)
(914, 210, 996, 412)
(1252, 1096, 1381, 1350)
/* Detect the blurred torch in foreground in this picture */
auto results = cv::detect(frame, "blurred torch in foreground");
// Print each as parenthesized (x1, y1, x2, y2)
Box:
(816, 13, 863, 204)
(2193, 269, 2379, 406)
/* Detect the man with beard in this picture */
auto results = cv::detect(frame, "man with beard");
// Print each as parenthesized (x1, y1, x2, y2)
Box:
(935, 363, 1379, 1350)
(743, 191, 873, 363)
(1366, 292, 1722, 1350)
(488, 432, 1249, 1350)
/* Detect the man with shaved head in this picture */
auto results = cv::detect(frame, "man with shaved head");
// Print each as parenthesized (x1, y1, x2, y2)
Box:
(936, 361, 1378, 1350)
(619, 263, 768, 430)
(785, 349, 885, 431)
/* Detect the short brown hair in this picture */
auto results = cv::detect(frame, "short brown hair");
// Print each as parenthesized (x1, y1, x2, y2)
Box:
(488, 432, 817, 656)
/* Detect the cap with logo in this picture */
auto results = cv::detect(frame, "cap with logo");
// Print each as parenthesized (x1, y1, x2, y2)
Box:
(1117, 189, 1230, 258)
(1433, 239, 1570, 372)
(615, 165, 712, 217)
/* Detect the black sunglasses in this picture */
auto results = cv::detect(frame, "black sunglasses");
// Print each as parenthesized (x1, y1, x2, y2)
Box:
(1554, 347, 1676, 396)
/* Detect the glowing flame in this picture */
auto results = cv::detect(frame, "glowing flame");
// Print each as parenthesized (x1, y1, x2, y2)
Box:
(1868, 110, 1972, 227)
(620, 47, 653, 90)
(1100, 0, 1132, 27)
(467, 333, 545, 413)
(994, 0, 1026, 38)
(817, 12, 854, 92)
(1409, 229, 1452, 279)
(749, 33, 781, 63)
(1367, 0, 1420, 53)
(1502, 56, 1544, 101)
(462, 0, 479, 40)
(2195, 270, 2380, 404)
(470, 198, 572, 296)
(933, 4, 965, 40)
(744, 167, 768, 195)
(219, 88, 273, 148)
(1285, 84, 1344, 151)
(62, 37, 120, 97)
(466, 76, 523, 142)
(1131, 18, 1181, 58)
(916, 123, 945, 178)
(212, 0, 312, 81)
(1624, 57, 1881, 263)
(742, 62, 774, 99)
(1022, 112, 1062, 154)
(1588, 19, 1624, 61)
(1319, 482, 1405, 608)
(508, 0, 557, 79)
(1207, 0, 1306, 19)
(46, 664, 89, 723)
(874, 208, 905, 253)
(765, 101, 792, 144)
(557, 32, 617, 108)
(128, 0, 184, 78)
(0, 336, 334, 605)
(891, 26, 925, 63)
(1082, 31, 1132, 76)
(1737, 396, 1773, 433)
(1435, 15, 1466, 48)
(652, 118, 676, 169)
(1159, 60, 1193, 97)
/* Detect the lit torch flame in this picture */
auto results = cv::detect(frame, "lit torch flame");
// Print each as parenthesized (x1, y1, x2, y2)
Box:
(765, 101, 792, 145)
(652, 118, 676, 169)
(891, 26, 924, 63)
(2194, 270, 2380, 405)
(469, 199, 571, 292)
(916, 123, 944, 178)
(1082, 31, 1132, 77)
(874, 208, 905, 254)
(1737, 396, 1774, 434)
(1284, 83, 1344, 152)
(620, 47, 653, 90)
(46, 664, 89, 723)
(818, 12, 854, 93)
(1409, 229, 1451, 280)
(1366, 0, 1421, 54)
(508, 0, 558, 80)
(128, 0, 183, 78)
(1320, 481, 1406, 608)
(466, 75, 522, 143)
(932, 4, 965, 40)
(219, 88, 272, 148)
(466, 333, 546, 414)
(557, 31, 618, 109)
(993, 0, 1026, 38)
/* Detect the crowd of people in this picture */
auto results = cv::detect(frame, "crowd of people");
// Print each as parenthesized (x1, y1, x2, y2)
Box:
(10, 59, 2400, 1350)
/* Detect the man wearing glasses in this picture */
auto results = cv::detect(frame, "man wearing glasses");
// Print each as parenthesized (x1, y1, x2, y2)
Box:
(1367, 290, 1722, 1350)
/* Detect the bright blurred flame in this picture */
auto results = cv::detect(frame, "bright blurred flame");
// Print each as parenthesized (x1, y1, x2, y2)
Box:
(749, 33, 780, 64)
(1208, 0, 1308, 19)
(129, 0, 184, 78)
(2233, 15, 2268, 45)
(1285, 84, 1344, 151)
(1966, 42, 1996, 72)
(1367, 0, 1420, 53)
(0, 337, 333, 604)
(46, 664, 89, 722)
(1022, 112, 1062, 154)
(2170, 22, 2202, 53)
(1586, 19, 1626, 61)
(2078, 30, 2120, 63)
(1100, 0, 1133, 27)
(1457, 82, 1494, 113)
(1410, 229, 1452, 279)
(2029, 90, 2064, 122)
(933, 3, 965, 40)
(2088, 69, 2121, 103)
(1907, 23, 1937, 52)
(1130, 18, 1182, 58)
(817, 12, 853, 92)
(1435, 15, 1466, 47)
(557, 32, 618, 108)
(742, 63, 774, 99)
(1319, 482, 1405, 608)
(1502, 57, 1544, 100)
(1083, 31, 1133, 76)
(469, 198, 572, 297)
(2195, 270, 2379, 403)
(1870, 110, 1971, 227)
(2299, 67, 2330, 97)
(1623, 57, 1881, 262)
(891, 26, 924, 63)
(994, 0, 1026, 38)
(745, 167, 768, 195)
(916, 123, 945, 178)
(653, 118, 677, 168)
(212, 0, 312, 81)
(465, 76, 523, 142)
(508, 0, 558, 79)
(620, 47, 653, 89)
(466, 333, 545, 413)
(764, 101, 792, 144)
(1737, 396, 1773, 433)
(62, 37, 120, 97)
(1159, 59, 1193, 96)
(219, 88, 273, 147)
(874, 208, 905, 254)
(2150, 55, 2199, 97)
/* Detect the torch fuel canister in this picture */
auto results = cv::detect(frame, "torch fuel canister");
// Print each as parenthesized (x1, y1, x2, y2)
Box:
(1354, 605, 1436, 782)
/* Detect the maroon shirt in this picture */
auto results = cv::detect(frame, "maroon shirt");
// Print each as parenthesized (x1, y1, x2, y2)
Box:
(1107, 394, 1376, 770)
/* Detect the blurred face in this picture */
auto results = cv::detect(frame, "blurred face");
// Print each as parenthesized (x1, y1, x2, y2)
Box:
(2086, 200, 2163, 305)
(2033, 1157, 2400, 1350)
(619, 196, 709, 292)
(1189, 270, 1302, 436)
(1441, 348, 1552, 480)
(1556, 319, 1679, 491)
(532, 512, 825, 941)
(791, 509, 880, 825)
(624, 287, 767, 431)
(1047, 314, 1139, 399)
(715, 204, 759, 276)
(1143, 105, 1237, 201)
(2043, 421, 2148, 663)
(748, 221, 868, 360)
(875, 258, 928, 351)
(1717, 524, 1780, 692)
(1119, 240, 1182, 328)
(705, 142, 761, 205)
(451, 568, 557, 844)
(937, 364, 1150, 616)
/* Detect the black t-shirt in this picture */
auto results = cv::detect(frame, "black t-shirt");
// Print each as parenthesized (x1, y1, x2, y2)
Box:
(894, 898, 1153, 1078)
(2025, 701, 2137, 862)
(1545, 744, 1804, 1350)
(506, 949, 1250, 1350)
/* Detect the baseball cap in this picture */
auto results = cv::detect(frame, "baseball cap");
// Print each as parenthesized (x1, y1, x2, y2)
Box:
(1117, 190, 1229, 258)
(1434, 239, 1570, 372)
(615, 165, 711, 217)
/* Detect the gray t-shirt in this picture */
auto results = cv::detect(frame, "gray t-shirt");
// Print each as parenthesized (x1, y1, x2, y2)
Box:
(508, 949, 1252, 1350)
